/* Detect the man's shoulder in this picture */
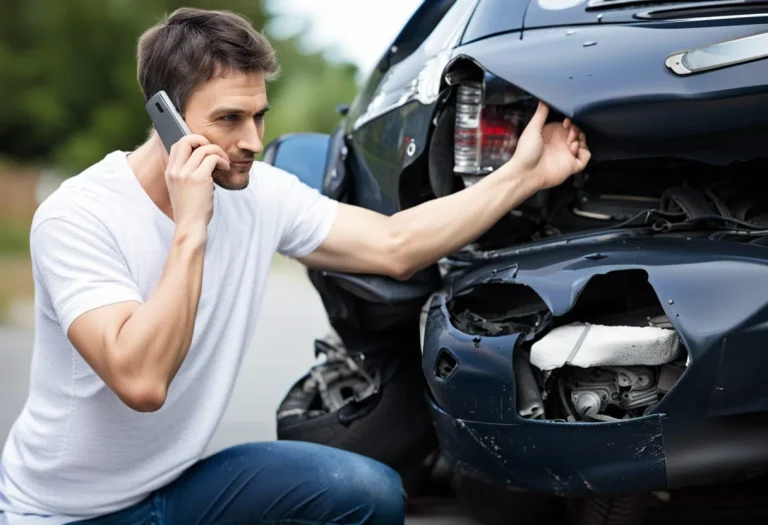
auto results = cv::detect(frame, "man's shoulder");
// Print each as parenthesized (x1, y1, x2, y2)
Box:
(31, 151, 129, 233)
(232, 161, 297, 215)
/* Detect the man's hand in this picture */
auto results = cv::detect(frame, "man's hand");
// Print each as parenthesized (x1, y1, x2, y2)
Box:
(510, 101, 590, 191)
(166, 134, 229, 235)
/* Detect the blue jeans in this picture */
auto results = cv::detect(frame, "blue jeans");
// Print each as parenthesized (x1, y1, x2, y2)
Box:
(67, 441, 405, 524)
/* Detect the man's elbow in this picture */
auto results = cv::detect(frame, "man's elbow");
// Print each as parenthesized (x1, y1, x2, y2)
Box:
(386, 230, 417, 281)
(389, 262, 416, 281)
(117, 380, 167, 412)
(111, 353, 167, 412)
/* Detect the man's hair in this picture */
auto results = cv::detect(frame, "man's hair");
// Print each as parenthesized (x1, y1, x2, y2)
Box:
(137, 7, 279, 113)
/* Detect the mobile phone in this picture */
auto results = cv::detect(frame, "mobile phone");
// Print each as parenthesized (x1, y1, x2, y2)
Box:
(145, 90, 191, 152)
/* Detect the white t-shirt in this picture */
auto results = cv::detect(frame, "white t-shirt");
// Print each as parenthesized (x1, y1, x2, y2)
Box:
(0, 150, 338, 524)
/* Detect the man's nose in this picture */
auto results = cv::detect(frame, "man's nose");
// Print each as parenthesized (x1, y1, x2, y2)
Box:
(237, 121, 263, 154)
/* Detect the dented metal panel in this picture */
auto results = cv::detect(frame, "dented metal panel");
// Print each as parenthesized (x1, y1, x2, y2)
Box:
(428, 396, 666, 496)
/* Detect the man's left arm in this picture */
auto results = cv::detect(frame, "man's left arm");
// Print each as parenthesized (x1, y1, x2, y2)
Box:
(298, 102, 590, 280)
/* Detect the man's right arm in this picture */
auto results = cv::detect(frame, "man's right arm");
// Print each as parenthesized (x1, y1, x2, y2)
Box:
(45, 134, 228, 412)
(66, 226, 207, 412)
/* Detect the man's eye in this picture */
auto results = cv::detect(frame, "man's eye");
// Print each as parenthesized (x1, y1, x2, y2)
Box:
(219, 114, 239, 123)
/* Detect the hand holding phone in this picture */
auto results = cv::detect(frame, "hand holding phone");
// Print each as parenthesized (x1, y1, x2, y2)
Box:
(145, 90, 229, 232)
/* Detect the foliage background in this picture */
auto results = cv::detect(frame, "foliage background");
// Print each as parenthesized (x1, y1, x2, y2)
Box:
(0, 0, 359, 174)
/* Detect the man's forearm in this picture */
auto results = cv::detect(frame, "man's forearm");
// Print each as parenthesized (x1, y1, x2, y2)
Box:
(390, 161, 540, 277)
(111, 227, 206, 397)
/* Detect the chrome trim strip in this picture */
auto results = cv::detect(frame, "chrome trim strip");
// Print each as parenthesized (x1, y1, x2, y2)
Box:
(666, 29, 768, 75)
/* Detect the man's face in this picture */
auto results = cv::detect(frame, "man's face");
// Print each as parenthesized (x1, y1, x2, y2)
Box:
(183, 68, 269, 190)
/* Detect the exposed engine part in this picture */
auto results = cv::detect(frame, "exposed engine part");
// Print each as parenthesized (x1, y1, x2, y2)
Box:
(657, 363, 685, 394)
(562, 366, 659, 422)
(568, 368, 619, 417)
(661, 186, 721, 219)
(647, 314, 674, 329)
(514, 347, 545, 419)
(572, 193, 660, 222)
(276, 331, 380, 421)
(571, 391, 603, 419)
(455, 307, 550, 337)
(448, 283, 552, 339)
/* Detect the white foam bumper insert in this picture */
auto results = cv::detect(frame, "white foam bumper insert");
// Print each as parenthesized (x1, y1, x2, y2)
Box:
(530, 322, 681, 371)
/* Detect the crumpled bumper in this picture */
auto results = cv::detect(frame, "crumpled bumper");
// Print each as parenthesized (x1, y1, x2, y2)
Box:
(421, 289, 665, 497)
(420, 234, 768, 494)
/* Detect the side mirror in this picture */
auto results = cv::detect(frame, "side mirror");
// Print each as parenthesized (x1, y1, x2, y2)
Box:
(262, 132, 330, 191)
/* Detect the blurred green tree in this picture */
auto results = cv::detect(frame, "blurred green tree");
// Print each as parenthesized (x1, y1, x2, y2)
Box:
(0, 0, 358, 174)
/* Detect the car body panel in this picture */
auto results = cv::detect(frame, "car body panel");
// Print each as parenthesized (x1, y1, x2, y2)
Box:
(422, 235, 768, 491)
(461, 0, 639, 45)
(347, 99, 436, 215)
(460, 0, 529, 44)
(428, 395, 666, 495)
(453, 20, 768, 164)
(462, 0, 768, 39)
(524, 0, 657, 30)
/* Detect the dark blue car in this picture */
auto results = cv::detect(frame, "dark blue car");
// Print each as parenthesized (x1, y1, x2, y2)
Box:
(266, 1, 768, 523)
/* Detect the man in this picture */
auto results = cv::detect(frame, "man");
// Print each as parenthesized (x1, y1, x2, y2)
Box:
(0, 7, 589, 525)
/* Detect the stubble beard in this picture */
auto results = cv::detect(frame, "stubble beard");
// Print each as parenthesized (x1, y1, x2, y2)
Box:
(212, 166, 250, 190)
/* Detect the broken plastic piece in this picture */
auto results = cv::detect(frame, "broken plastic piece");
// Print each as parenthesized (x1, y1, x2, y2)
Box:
(530, 322, 681, 371)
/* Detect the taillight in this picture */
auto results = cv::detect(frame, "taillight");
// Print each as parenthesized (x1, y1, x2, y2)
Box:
(454, 81, 526, 182)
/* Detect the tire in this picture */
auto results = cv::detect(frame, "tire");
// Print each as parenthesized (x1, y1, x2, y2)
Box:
(569, 493, 650, 525)
(276, 347, 438, 497)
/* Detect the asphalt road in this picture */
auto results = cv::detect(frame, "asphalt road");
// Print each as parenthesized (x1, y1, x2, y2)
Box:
(0, 257, 478, 524)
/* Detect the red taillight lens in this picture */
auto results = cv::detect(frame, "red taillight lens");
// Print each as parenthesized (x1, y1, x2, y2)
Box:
(454, 81, 526, 179)
(480, 105, 521, 168)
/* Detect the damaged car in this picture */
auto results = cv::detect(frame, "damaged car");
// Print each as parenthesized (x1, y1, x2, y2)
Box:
(264, 0, 768, 523)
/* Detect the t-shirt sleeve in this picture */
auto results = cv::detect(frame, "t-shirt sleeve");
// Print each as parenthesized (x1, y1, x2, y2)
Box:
(272, 170, 339, 258)
(31, 217, 144, 334)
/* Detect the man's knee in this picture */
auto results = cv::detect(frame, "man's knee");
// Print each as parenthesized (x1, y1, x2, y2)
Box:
(262, 440, 405, 524)
(163, 441, 405, 524)
(319, 447, 406, 525)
